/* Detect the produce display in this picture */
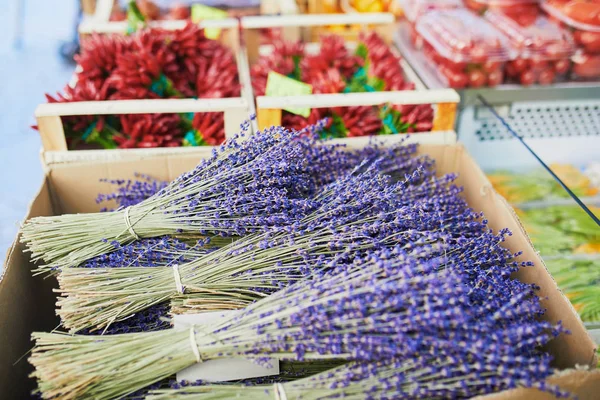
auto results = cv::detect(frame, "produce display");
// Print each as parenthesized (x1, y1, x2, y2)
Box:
(42, 23, 240, 148)
(24, 123, 572, 399)
(464, 0, 541, 22)
(488, 165, 600, 365)
(542, 0, 600, 79)
(488, 163, 598, 203)
(416, 9, 515, 88)
(399, 0, 463, 50)
(3, 2, 600, 398)
(542, 0, 600, 30)
(251, 33, 435, 136)
(486, 10, 575, 85)
(109, 0, 260, 21)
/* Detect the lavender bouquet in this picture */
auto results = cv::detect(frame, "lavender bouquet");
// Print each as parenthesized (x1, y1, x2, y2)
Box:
(147, 354, 567, 400)
(30, 248, 565, 400)
(55, 162, 432, 333)
(22, 121, 353, 273)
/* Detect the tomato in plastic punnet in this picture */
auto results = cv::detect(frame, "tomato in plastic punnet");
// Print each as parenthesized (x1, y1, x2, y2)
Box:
(554, 59, 571, 74)
(538, 69, 556, 84)
(468, 69, 487, 87)
(574, 30, 600, 53)
(483, 60, 501, 73)
(519, 70, 535, 85)
(562, 1, 600, 25)
(573, 52, 600, 77)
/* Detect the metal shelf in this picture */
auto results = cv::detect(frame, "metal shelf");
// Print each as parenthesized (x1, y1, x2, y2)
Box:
(393, 22, 600, 169)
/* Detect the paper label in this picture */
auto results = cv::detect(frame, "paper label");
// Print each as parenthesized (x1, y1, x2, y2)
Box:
(191, 4, 228, 40)
(265, 72, 312, 117)
(174, 312, 280, 382)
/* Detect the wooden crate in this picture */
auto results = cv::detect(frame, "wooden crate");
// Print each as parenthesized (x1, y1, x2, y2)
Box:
(241, 13, 458, 142)
(242, 13, 396, 62)
(40, 18, 255, 164)
(255, 90, 460, 141)
(35, 97, 250, 166)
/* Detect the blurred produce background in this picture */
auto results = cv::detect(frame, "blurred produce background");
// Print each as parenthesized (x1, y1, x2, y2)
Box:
(0, 1, 77, 258)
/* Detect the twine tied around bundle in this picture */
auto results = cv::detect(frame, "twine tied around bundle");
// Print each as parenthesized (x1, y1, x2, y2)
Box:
(189, 327, 202, 364)
(123, 207, 141, 240)
(273, 383, 287, 400)
(173, 265, 185, 294)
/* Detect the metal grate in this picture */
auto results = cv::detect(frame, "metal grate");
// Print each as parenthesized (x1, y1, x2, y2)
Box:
(475, 102, 600, 141)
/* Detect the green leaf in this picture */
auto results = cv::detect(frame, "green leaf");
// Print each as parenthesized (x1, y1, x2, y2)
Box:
(291, 55, 302, 82)
(320, 114, 347, 139)
(355, 43, 369, 61)
(127, 0, 146, 35)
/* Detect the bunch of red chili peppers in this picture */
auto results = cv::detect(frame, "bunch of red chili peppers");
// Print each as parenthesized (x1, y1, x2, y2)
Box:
(44, 23, 239, 149)
(251, 32, 434, 138)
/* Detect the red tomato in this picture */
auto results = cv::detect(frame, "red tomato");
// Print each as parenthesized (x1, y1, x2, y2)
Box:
(483, 61, 501, 73)
(554, 59, 571, 74)
(468, 69, 487, 87)
(447, 70, 469, 88)
(519, 70, 535, 85)
(442, 58, 467, 72)
(505, 62, 518, 77)
(529, 59, 550, 70)
(511, 59, 529, 73)
(538, 69, 556, 85)
(470, 46, 488, 63)
(572, 52, 600, 77)
(514, 13, 539, 27)
(562, 2, 600, 25)
(574, 30, 600, 53)
(487, 70, 504, 86)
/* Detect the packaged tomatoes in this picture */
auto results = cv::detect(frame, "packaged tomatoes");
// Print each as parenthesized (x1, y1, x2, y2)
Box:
(416, 9, 517, 88)
(542, 1, 600, 30)
(398, 0, 463, 49)
(486, 11, 576, 85)
(464, 0, 541, 24)
(399, 0, 463, 21)
(543, 1, 600, 57)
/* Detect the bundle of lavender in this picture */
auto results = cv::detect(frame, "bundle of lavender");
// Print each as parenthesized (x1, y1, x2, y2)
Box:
(147, 354, 566, 400)
(30, 249, 565, 399)
(22, 120, 356, 273)
(56, 162, 434, 332)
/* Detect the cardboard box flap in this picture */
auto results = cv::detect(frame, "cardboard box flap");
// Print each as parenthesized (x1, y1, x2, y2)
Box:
(475, 369, 600, 400)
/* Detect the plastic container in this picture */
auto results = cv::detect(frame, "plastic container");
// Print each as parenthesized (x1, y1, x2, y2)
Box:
(399, 0, 463, 49)
(464, 0, 540, 22)
(399, 0, 463, 22)
(416, 9, 516, 88)
(542, 1, 600, 56)
(542, 0, 600, 32)
(486, 10, 576, 85)
(398, 0, 463, 50)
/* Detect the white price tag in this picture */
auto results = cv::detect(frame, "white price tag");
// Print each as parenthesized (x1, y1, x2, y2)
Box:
(174, 312, 280, 382)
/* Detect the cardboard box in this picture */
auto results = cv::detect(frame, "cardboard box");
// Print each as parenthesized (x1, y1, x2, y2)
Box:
(1, 142, 598, 399)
